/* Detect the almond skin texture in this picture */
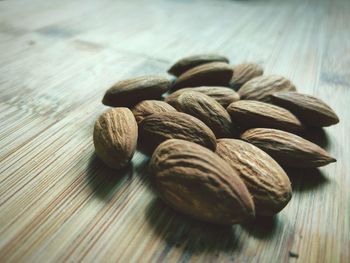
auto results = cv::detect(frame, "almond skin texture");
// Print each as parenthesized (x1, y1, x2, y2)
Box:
(168, 54, 229, 77)
(227, 100, 304, 133)
(150, 139, 255, 224)
(230, 63, 264, 90)
(139, 112, 216, 151)
(238, 75, 296, 102)
(172, 62, 234, 90)
(216, 139, 292, 216)
(241, 128, 336, 168)
(165, 86, 240, 108)
(93, 108, 138, 169)
(271, 92, 339, 127)
(132, 100, 176, 124)
(170, 91, 236, 138)
(102, 76, 171, 107)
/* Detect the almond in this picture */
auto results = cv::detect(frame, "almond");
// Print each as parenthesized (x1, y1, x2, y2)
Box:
(227, 100, 304, 133)
(169, 91, 236, 138)
(172, 62, 233, 90)
(150, 139, 254, 224)
(271, 92, 339, 127)
(238, 75, 296, 102)
(216, 139, 292, 216)
(241, 128, 336, 167)
(93, 108, 138, 169)
(168, 54, 229, 77)
(102, 76, 171, 107)
(165, 86, 240, 108)
(139, 111, 216, 151)
(132, 100, 176, 124)
(230, 63, 264, 90)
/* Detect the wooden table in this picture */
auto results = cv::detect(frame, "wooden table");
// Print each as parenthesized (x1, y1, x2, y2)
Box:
(0, 0, 349, 262)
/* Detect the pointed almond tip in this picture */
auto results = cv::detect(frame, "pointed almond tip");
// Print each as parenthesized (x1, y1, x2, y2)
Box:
(329, 157, 337, 163)
(102, 92, 111, 106)
(101, 95, 108, 106)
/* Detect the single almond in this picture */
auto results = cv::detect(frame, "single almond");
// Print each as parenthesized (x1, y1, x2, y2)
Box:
(241, 128, 336, 168)
(172, 62, 233, 90)
(271, 92, 339, 127)
(102, 76, 171, 107)
(230, 63, 264, 90)
(216, 139, 292, 216)
(168, 54, 229, 77)
(165, 86, 240, 108)
(170, 91, 236, 138)
(132, 100, 176, 124)
(93, 108, 138, 169)
(139, 111, 216, 151)
(150, 139, 255, 224)
(238, 75, 296, 102)
(227, 100, 304, 133)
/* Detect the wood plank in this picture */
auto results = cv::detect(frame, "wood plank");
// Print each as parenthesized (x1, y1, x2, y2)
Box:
(0, 0, 349, 262)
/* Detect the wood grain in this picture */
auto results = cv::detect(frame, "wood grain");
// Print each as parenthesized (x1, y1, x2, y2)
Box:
(0, 0, 349, 262)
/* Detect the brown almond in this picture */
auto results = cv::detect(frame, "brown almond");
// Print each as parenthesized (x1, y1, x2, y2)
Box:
(216, 139, 292, 216)
(227, 100, 304, 133)
(271, 92, 339, 127)
(230, 63, 264, 90)
(93, 108, 138, 169)
(102, 76, 171, 107)
(168, 54, 229, 77)
(150, 139, 255, 224)
(170, 91, 236, 138)
(241, 128, 336, 167)
(139, 111, 216, 151)
(238, 75, 296, 102)
(165, 86, 240, 108)
(172, 62, 233, 90)
(132, 100, 176, 124)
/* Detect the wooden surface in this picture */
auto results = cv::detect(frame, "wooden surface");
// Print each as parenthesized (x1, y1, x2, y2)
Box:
(0, 0, 349, 262)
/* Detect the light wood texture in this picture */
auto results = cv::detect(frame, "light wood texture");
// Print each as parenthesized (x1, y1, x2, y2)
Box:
(0, 0, 349, 262)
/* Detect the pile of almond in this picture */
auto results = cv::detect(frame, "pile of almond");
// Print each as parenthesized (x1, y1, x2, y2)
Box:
(93, 54, 339, 225)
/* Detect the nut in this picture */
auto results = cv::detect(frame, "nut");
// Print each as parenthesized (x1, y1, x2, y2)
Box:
(132, 100, 176, 124)
(230, 63, 264, 90)
(238, 75, 296, 102)
(172, 62, 233, 90)
(150, 139, 255, 224)
(169, 91, 236, 138)
(168, 54, 229, 76)
(227, 100, 304, 133)
(93, 108, 138, 169)
(241, 128, 336, 167)
(102, 76, 170, 107)
(139, 111, 216, 151)
(165, 86, 240, 108)
(271, 92, 339, 127)
(216, 139, 292, 216)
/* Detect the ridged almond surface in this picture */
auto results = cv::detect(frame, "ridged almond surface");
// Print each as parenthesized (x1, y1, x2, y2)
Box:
(132, 100, 176, 124)
(238, 75, 296, 102)
(150, 139, 255, 224)
(167, 54, 229, 77)
(216, 139, 292, 216)
(172, 62, 233, 90)
(230, 63, 264, 90)
(102, 76, 171, 107)
(227, 100, 304, 133)
(93, 108, 138, 169)
(139, 111, 216, 151)
(170, 91, 236, 138)
(241, 128, 336, 168)
(271, 92, 339, 127)
(165, 86, 240, 108)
